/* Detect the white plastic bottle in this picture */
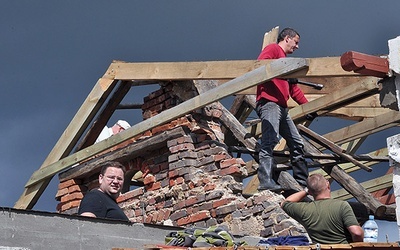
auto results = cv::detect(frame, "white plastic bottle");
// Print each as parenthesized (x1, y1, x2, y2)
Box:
(363, 215, 378, 242)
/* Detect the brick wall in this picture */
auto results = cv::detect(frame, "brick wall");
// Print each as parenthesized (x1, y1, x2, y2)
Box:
(56, 81, 306, 238)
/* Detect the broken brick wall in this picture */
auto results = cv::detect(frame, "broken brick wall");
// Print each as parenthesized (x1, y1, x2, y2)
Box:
(56, 81, 306, 238)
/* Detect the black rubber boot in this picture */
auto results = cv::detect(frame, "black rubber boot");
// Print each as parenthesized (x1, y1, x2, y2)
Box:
(258, 158, 282, 192)
(292, 158, 309, 188)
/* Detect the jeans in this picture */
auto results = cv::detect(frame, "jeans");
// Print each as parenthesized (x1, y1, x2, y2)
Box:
(256, 100, 307, 185)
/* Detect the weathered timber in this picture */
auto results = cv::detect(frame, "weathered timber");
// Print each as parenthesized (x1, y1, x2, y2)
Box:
(303, 140, 388, 218)
(59, 126, 187, 182)
(15, 78, 118, 210)
(24, 58, 309, 189)
(193, 80, 259, 151)
(331, 174, 393, 200)
(297, 124, 372, 172)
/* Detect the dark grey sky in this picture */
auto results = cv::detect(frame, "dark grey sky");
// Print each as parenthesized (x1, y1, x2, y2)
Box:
(1, 0, 399, 232)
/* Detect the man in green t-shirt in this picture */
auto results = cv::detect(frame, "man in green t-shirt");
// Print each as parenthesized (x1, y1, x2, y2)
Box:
(281, 173, 364, 244)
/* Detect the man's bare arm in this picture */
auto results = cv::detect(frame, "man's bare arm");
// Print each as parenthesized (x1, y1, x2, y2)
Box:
(280, 189, 308, 207)
(348, 225, 364, 242)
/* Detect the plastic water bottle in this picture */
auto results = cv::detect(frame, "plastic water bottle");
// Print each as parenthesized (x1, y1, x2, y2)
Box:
(363, 215, 378, 242)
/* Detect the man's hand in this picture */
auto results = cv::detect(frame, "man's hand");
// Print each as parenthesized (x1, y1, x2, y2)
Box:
(287, 78, 298, 84)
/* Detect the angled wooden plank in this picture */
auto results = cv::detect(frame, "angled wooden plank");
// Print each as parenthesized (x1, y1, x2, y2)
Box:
(297, 124, 372, 172)
(76, 81, 132, 150)
(25, 58, 309, 188)
(331, 174, 393, 200)
(310, 148, 388, 177)
(248, 77, 380, 137)
(105, 57, 358, 82)
(290, 76, 380, 122)
(323, 110, 400, 145)
(15, 78, 118, 209)
(194, 80, 258, 151)
(303, 140, 384, 214)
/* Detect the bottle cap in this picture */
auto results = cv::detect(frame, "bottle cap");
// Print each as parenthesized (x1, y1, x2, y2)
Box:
(369, 215, 374, 220)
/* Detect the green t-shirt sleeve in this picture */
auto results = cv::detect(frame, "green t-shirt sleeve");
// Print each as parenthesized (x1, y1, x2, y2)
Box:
(341, 202, 359, 227)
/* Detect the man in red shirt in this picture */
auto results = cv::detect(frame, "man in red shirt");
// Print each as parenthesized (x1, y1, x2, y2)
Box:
(256, 27, 309, 192)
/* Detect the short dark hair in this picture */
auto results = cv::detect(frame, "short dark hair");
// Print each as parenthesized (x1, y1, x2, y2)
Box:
(277, 27, 300, 43)
(100, 161, 126, 175)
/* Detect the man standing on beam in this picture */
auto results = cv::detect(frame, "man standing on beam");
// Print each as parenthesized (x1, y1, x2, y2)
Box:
(256, 27, 309, 192)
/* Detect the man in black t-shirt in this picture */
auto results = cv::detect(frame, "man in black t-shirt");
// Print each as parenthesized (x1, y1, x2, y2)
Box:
(78, 161, 129, 222)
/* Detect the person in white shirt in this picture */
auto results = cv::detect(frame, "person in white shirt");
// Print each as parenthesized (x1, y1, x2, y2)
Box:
(96, 120, 131, 143)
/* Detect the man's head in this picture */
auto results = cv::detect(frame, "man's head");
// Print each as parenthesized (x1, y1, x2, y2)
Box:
(277, 27, 300, 54)
(98, 161, 126, 199)
(111, 120, 131, 134)
(307, 173, 330, 197)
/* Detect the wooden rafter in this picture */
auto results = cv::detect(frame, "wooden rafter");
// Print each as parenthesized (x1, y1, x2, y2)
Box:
(15, 58, 308, 209)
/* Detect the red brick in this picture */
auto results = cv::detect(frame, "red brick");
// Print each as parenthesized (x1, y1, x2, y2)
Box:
(55, 188, 69, 200)
(143, 174, 155, 185)
(173, 200, 186, 210)
(204, 183, 216, 192)
(190, 211, 210, 223)
(169, 143, 195, 154)
(219, 165, 241, 175)
(177, 216, 191, 226)
(213, 154, 227, 162)
(58, 179, 82, 190)
(60, 192, 84, 203)
(220, 158, 238, 168)
(61, 202, 72, 211)
(146, 181, 161, 191)
(168, 169, 179, 179)
(151, 123, 172, 135)
(70, 200, 81, 209)
(176, 177, 184, 184)
(68, 184, 87, 194)
(212, 198, 231, 208)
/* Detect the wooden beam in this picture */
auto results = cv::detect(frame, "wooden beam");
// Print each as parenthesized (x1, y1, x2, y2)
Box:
(298, 124, 372, 172)
(303, 140, 385, 215)
(104, 57, 358, 82)
(290, 76, 380, 123)
(24, 58, 309, 189)
(76, 81, 132, 151)
(193, 80, 259, 151)
(310, 148, 388, 177)
(323, 110, 400, 145)
(15, 78, 118, 209)
(331, 174, 393, 200)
